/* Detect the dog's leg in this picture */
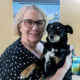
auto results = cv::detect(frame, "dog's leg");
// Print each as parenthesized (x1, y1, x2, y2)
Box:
(39, 77, 50, 80)
(38, 77, 47, 80)
(20, 64, 36, 79)
(54, 56, 61, 64)
(39, 77, 43, 80)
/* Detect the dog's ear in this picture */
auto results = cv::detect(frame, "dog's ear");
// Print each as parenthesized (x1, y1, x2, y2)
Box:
(46, 23, 51, 32)
(65, 25, 73, 34)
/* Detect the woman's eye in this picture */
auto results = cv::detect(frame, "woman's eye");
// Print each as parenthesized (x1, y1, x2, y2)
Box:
(37, 21, 42, 25)
(28, 21, 33, 24)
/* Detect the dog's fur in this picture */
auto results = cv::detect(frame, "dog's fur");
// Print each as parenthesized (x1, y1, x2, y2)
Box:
(20, 22, 73, 80)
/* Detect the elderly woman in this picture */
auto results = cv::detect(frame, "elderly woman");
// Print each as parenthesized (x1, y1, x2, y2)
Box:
(0, 5, 73, 80)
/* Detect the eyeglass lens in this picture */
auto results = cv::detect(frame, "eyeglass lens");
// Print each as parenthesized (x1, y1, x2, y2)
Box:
(23, 19, 46, 28)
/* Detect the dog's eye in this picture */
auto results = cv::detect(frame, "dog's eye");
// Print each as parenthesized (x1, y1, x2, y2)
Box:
(50, 25, 53, 28)
(56, 26, 60, 30)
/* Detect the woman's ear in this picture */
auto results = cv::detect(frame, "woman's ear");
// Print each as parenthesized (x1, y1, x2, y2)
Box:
(65, 25, 73, 34)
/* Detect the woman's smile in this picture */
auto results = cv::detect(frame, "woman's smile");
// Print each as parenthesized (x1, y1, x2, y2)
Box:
(29, 32, 40, 37)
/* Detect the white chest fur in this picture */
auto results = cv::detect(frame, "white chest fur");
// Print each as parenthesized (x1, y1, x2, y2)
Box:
(44, 48, 57, 72)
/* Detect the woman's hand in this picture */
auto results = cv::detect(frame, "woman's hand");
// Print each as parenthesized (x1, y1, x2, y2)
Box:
(62, 52, 72, 72)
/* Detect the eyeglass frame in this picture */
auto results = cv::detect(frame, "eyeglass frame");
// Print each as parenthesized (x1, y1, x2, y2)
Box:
(21, 19, 46, 29)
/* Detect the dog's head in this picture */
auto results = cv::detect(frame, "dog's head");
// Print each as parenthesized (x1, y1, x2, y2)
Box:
(46, 22, 73, 44)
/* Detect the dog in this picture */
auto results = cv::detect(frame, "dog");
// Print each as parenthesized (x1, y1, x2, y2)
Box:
(20, 22, 73, 80)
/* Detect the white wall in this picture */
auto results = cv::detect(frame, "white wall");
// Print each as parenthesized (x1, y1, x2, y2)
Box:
(0, 0, 18, 54)
(60, 0, 80, 56)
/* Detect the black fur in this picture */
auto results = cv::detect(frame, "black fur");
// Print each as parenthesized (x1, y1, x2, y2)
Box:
(41, 22, 73, 80)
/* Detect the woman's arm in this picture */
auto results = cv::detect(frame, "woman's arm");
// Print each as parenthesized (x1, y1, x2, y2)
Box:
(49, 67, 67, 80)
(49, 52, 72, 80)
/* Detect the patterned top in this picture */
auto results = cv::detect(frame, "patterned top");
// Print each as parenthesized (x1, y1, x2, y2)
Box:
(0, 38, 43, 80)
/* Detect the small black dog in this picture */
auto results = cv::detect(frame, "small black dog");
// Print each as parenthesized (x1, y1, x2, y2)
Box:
(20, 22, 73, 80)
(41, 22, 73, 80)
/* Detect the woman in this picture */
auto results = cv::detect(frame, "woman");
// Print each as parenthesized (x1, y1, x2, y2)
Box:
(0, 5, 72, 80)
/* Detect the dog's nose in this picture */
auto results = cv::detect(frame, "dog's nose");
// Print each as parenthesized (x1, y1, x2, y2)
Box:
(50, 35, 54, 39)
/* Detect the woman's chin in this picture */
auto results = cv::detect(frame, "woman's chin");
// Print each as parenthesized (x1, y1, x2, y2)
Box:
(29, 34, 42, 43)
(29, 38, 41, 43)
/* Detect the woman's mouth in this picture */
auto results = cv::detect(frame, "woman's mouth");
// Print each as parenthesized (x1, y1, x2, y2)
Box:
(29, 33, 40, 37)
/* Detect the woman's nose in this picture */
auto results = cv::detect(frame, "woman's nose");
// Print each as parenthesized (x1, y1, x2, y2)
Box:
(32, 23, 39, 30)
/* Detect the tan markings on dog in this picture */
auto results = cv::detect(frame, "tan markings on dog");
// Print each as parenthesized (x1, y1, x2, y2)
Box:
(20, 64, 36, 79)
(40, 53, 45, 60)
(39, 76, 50, 80)
(54, 56, 61, 64)
(39, 77, 43, 80)
(54, 35, 60, 42)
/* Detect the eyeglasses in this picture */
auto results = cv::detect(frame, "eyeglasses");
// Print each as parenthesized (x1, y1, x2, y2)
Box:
(21, 19, 46, 29)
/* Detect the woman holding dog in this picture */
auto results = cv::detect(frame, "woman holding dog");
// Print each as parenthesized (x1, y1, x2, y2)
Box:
(0, 5, 78, 80)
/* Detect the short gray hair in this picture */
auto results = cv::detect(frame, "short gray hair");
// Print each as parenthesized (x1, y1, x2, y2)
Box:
(13, 5, 48, 36)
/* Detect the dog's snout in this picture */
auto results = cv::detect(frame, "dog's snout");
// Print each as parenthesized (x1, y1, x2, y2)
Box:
(50, 35, 54, 39)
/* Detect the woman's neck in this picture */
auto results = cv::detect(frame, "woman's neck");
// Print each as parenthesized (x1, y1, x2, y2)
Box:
(21, 38, 42, 59)
(21, 38, 36, 50)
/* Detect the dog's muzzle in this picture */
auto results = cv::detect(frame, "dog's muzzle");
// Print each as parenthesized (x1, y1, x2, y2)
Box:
(48, 34, 60, 43)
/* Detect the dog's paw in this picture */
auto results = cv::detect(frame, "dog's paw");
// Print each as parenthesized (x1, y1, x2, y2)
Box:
(20, 64, 36, 79)
(20, 69, 31, 79)
(20, 73, 28, 79)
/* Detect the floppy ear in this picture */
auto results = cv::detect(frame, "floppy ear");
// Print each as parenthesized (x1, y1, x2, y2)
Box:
(65, 25, 73, 34)
(46, 23, 51, 32)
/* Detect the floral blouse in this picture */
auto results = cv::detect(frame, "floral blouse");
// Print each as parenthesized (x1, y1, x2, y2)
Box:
(0, 38, 43, 80)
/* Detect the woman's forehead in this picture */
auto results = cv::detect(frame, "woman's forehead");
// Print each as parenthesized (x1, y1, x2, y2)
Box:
(23, 9, 44, 20)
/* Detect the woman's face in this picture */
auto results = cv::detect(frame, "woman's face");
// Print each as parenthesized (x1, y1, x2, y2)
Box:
(20, 8, 45, 45)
